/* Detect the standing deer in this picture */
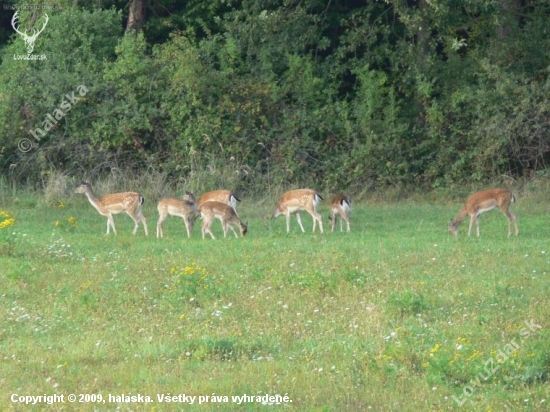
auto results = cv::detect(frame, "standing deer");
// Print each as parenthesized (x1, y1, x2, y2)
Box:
(156, 191, 197, 238)
(75, 182, 148, 236)
(197, 190, 240, 210)
(199, 201, 247, 239)
(448, 188, 519, 237)
(11, 12, 49, 54)
(272, 189, 324, 233)
(329, 194, 351, 232)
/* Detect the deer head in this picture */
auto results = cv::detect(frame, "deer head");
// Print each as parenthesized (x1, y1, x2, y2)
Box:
(11, 11, 49, 54)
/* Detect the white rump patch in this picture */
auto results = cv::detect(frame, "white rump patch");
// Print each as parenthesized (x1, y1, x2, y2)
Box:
(340, 198, 351, 213)
(314, 194, 322, 207)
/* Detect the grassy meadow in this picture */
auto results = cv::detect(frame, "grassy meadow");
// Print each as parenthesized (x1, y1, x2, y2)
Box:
(0, 183, 549, 411)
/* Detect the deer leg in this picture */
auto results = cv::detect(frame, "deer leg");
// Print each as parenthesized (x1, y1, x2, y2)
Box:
(312, 211, 323, 233)
(135, 209, 148, 236)
(467, 216, 475, 237)
(106, 214, 117, 235)
(503, 210, 519, 237)
(344, 213, 350, 232)
(295, 212, 305, 232)
(141, 216, 148, 236)
(157, 213, 166, 238)
(183, 216, 192, 238)
(228, 223, 239, 238)
(129, 213, 140, 235)
(202, 220, 215, 239)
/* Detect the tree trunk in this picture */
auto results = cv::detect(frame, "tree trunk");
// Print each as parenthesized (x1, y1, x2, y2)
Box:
(126, 0, 147, 33)
(497, 0, 522, 38)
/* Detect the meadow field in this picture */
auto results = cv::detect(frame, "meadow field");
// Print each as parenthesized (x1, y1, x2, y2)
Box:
(0, 183, 549, 411)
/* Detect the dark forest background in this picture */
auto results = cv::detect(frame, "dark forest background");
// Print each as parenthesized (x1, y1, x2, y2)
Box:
(1, 0, 549, 195)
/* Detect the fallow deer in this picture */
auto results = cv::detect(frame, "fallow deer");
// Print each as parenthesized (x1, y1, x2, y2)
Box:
(448, 188, 519, 237)
(197, 190, 240, 210)
(329, 194, 351, 232)
(75, 182, 148, 236)
(156, 191, 197, 238)
(199, 201, 247, 239)
(272, 189, 324, 233)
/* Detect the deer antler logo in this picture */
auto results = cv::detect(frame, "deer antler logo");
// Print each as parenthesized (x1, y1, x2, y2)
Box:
(11, 11, 49, 55)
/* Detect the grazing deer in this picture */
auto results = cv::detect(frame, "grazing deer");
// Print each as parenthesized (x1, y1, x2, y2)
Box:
(74, 182, 148, 236)
(197, 190, 240, 210)
(448, 188, 519, 237)
(272, 189, 324, 233)
(329, 194, 351, 232)
(156, 191, 197, 238)
(199, 201, 247, 239)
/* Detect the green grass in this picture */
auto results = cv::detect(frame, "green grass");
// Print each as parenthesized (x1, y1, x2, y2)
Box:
(1, 192, 549, 411)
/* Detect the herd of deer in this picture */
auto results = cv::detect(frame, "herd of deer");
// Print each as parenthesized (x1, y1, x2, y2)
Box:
(74, 184, 351, 239)
(74, 183, 519, 238)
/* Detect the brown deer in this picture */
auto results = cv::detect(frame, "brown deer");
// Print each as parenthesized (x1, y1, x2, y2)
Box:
(75, 182, 148, 235)
(197, 190, 240, 211)
(329, 194, 351, 232)
(156, 191, 197, 238)
(448, 188, 519, 237)
(199, 201, 247, 239)
(272, 189, 324, 233)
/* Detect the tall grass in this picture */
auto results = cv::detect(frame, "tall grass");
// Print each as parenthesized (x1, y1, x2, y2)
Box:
(0, 181, 549, 411)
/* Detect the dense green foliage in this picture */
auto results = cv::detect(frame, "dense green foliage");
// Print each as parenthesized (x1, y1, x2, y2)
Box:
(1, 0, 550, 193)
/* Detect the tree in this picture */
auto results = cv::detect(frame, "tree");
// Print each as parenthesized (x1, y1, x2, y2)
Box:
(126, 0, 147, 32)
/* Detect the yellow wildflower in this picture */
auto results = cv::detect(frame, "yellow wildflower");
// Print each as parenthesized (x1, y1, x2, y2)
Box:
(0, 211, 15, 229)
(429, 343, 440, 354)
(449, 352, 462, 365)
(467, 349, 483, 362)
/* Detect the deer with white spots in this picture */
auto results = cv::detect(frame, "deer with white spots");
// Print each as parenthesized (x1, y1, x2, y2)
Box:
(199, 201, 248, 239)
(272, 189, 324, 233)
(197, 190, 240, 211)
(448, 188, 518, 237)
(75, 182, 148, 236)
(156, 191, 197, 238)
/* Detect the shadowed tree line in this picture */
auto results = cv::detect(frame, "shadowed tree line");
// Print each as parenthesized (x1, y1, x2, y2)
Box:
(1, 0, 549, 194)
